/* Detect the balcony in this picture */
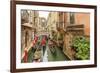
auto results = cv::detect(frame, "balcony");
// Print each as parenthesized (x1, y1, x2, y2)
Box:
(22, 23, 32, 28)
(66, 24, 85, 36)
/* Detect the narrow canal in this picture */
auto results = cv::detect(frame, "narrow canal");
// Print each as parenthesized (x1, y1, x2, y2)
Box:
(47, 45, 69, 61)
(22, 36, 69, 63)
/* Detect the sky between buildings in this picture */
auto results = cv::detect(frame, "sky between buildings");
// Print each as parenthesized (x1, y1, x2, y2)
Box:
(39, 11, 50, 19)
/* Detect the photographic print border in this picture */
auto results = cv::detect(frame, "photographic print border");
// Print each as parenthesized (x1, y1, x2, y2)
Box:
(10, 1, 97, 72)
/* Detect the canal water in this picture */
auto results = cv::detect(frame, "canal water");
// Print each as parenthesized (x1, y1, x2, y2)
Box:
(23, 42, 69, 63)
(47, 45, 69, 62)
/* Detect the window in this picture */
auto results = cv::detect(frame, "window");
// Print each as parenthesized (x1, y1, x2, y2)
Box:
(21, 10, 30, 24)
(70, 12, 75, 24)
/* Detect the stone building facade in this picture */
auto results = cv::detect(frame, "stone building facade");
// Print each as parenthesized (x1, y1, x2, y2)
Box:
(37, 17, 47, 36)
(21, 10, 39, 55)
(46, 12, 59, 39)
(46, 11, 90, 60)
(63, 12, 90, 60)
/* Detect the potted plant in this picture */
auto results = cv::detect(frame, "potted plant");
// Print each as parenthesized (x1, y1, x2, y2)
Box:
(72, 36, 90, 60)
